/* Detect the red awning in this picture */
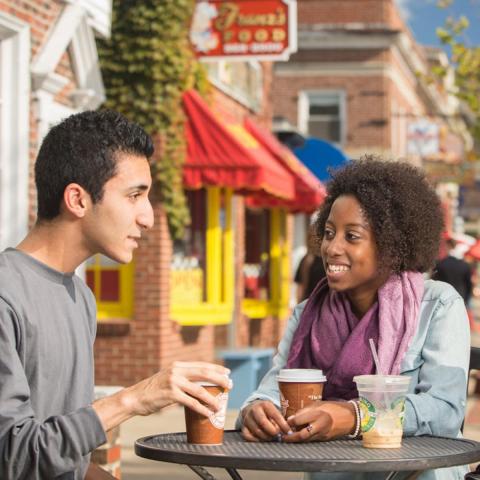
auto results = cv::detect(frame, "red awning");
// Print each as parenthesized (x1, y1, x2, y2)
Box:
(183, 90, 295, 201)
(244, 118, 326, 213)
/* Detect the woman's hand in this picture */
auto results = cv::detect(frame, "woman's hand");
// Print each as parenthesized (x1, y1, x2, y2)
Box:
(283, 401, 356, 443)
(241, 400, 292, 442)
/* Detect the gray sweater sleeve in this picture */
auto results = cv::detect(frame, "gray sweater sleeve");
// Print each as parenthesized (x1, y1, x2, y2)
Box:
(0, 300, 106, 479)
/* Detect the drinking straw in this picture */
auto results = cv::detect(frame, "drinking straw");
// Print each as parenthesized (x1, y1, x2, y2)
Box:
(369, 338, 389, 409)
(369, 338, 383, 375)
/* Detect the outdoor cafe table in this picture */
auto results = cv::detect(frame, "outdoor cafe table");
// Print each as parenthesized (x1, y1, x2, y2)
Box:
(135, 430, 480, 480)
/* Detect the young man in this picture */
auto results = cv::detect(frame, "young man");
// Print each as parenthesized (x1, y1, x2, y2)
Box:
(0, 110, 231, 479)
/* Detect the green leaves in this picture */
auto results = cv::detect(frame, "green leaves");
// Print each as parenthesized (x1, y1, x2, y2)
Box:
(434, 2, 480, 142)
(98, 0, 208, 239)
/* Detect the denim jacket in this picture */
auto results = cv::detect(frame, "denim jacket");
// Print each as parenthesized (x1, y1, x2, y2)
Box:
(238, 280, 471, 480)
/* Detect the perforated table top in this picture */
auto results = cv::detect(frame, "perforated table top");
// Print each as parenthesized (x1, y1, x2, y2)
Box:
(135, 430, 480, 473)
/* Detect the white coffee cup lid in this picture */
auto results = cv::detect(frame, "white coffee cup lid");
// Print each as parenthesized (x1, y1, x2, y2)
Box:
(277, 368, 326, 383)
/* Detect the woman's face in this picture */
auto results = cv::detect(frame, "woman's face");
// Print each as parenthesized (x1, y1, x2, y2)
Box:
(320, 194, 386, 307)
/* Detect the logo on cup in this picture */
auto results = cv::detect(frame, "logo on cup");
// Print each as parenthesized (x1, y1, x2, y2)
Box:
(390, 397, 406, 427)
(359, 397, 376, 432)
(209, 392, 228, 429)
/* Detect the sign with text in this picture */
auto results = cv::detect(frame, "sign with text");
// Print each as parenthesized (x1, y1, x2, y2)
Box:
(190, 0, 297, 61)
(407, 120, 439, 158)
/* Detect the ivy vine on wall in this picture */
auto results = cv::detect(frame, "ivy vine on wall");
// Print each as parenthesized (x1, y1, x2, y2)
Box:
(98, 0, 209, 239)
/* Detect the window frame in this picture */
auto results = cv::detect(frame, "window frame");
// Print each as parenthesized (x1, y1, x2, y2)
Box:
(170, 186, 234, 326)
(0, 12, 30, 250)
(298, 90, 347, 147)
(242, 208, 290, 319)
(86, 257, 134, 320)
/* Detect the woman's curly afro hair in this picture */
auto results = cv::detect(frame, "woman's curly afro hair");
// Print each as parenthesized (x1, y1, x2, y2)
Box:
(313, 156, 444, 273)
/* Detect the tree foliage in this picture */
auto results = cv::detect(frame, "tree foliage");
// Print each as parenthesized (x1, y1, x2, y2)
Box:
(98, 0, 209, 239)
(436, 0, 480, 140)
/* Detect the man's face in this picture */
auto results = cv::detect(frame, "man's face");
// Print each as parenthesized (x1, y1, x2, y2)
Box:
(82, 152, 154, 263)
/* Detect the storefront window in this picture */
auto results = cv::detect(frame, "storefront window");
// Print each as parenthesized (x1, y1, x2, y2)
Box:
(171, 189, 207, 304)
(244, 208, 270, 300)
(242, 207, 290, 320)
(170, 187, 234, 325)
(86, 255, 133, 319)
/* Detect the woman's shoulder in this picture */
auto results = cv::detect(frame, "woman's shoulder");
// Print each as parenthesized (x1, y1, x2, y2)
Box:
(422, 278, 463, 304)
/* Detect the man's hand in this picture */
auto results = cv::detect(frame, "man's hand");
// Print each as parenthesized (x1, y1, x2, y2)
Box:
(283, 401, 356, 443)
(93, 362, 231, 432)
(126, 361, 231, 417)
(241, 400, 292, 442)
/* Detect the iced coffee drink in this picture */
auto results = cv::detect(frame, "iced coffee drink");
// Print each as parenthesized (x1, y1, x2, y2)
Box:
(277, 369, 326, 418)
(354, 375, 411, 449)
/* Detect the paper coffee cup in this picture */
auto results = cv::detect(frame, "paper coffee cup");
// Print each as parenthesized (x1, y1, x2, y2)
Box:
(184, 382, 229, 445)
(354, 375, 411, 449)
(277, 369, 326, 418)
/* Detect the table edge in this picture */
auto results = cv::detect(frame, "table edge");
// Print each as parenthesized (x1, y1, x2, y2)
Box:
(134, 431, 480, 473)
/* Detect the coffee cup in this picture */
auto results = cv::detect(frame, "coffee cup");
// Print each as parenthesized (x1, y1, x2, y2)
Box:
(353, 374, 411, 449)
(276, 369, 327, 418)
(184, 382, 229, 445)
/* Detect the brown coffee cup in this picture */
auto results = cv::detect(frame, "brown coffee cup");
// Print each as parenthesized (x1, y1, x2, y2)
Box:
(277, 369, 327, 418)
(184, 383, 229, 445)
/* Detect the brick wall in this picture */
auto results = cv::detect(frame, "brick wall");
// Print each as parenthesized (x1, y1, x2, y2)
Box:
(297, 0, 404, 29)
(272, 73, 391, 156)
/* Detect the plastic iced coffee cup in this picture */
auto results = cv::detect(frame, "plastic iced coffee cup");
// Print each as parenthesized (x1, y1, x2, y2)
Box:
(353, 375, 411, 449)
(276, 369, 327, 418)
(184, 382, 229, 445)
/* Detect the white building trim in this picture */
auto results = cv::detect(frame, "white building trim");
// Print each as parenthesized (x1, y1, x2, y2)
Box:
(0, 12, 30, 249)
(31, 3, 106, 110)
(64, 0, 112, 39)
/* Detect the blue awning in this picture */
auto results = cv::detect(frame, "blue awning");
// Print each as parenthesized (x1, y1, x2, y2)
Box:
(293, 137, 349, 182)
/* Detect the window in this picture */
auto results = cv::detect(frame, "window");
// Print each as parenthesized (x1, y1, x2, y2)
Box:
(204, 60, 262, 110)
(171, 189, 207, 304)
(298, 91, 346, 146)
(242, 208, 290, 319)
(244, 209, 270, 301)
(170, 187, 234, 325)
(86, 256, 133, 319)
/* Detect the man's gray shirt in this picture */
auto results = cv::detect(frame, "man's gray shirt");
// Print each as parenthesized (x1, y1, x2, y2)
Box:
(0, 248, 106, 479)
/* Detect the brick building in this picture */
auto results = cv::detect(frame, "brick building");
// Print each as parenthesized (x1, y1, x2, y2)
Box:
(272, 0, 471, 164)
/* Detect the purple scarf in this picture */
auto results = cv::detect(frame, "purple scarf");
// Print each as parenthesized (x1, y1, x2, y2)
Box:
(286, 272, 424, 400)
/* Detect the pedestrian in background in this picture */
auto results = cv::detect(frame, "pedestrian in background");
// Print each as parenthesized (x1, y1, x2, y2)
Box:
(432, 238, 473, 306)
(294, 228, 326, 302)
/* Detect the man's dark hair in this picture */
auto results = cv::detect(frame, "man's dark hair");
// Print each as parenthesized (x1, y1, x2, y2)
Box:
(35, 109, 154, 220)
(314, 156, 444, 273)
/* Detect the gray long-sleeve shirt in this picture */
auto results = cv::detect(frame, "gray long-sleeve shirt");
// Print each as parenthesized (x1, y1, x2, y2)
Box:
(0, 248, 106, 479)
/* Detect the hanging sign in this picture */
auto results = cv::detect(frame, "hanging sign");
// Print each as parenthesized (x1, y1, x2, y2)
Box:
(190, 0, 297, 61)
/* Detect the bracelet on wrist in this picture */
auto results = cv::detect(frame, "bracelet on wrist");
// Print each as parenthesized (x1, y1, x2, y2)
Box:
(346, 399, 361, 439)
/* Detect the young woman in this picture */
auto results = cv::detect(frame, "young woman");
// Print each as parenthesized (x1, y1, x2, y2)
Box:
(239, 158, 470, 480)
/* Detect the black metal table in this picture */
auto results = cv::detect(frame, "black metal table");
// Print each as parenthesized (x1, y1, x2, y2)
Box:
(135, 430, 480, 480)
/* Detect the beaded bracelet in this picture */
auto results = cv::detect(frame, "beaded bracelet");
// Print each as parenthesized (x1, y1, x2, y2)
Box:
(347, 399, 361, 439)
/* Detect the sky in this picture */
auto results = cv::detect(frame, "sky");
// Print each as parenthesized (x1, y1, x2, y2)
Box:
(394, 0, 480, 48)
